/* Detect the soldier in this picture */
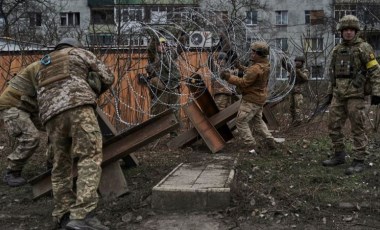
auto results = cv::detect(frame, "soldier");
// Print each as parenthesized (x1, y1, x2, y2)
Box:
(283, 56, 310, 126)
(220, 41, 277, 151)
(0, 61, 43, 187)
(145, 36, 184, 135)
(35, 38, 114, 229)
(211, 52, 235, 110)
(322, 15, 380, 175)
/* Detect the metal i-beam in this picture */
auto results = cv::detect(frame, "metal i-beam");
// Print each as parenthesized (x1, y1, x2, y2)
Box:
(183, 101, 226, 153)
(187, 74, 234, 142)
(168, 100, 240, 148)
(29, 109, 179, 200)
(96, 107, 139, 167)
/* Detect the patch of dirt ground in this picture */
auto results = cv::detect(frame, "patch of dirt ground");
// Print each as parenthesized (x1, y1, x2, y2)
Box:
(0, 114, 379, 230)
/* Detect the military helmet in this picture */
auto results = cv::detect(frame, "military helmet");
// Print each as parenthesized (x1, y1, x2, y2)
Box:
(250, 41, 269, 57)
(159, 37, 167, 43)
(218, 52, 228, 61)
(337, 15, 360, 31)
(294, 56, 305, 63)
(55, 38, 83, 50)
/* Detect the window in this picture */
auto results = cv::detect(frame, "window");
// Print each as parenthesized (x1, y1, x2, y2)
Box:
(311, 65, 324, 80)
(91, 9, 114, 24)
(246, 37, 259, 50)
(60, 12, 80, 26)
(275, 38, 288, 52)
(305, 10, 325, 25)
(246, 10, 258, 26)
(28, 12, 42, 26)
(210, 11, 228, 25)
(0, 15, 4, 27)
(334, 33, 342, 45)
(275, 11, 288, 25)
(125, 36, 148, 47)
(88, 34, 114, 46)
(334, 4, 356, 22)
(122, 7, 143, 22)
(276, 65, 288, 80)
(151, 6, 167, 24)
(304, 38, 323, 52)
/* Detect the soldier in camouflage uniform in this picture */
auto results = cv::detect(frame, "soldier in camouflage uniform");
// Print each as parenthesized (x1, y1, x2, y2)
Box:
(145, 36, 184, 136)
(322, 15, 380, 175)
(221, 41, 277, 150)
(0, 61, 44, 187)
(211, 52, 235, 110)
(283, 56, 310, 126)
(35, 38, 114, 229)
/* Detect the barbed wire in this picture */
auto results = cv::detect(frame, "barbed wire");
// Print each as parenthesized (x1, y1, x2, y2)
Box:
(101, 8, 297, 129)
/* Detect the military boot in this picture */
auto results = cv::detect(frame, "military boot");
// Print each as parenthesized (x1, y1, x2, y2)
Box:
(265, 138, 277, 150)
(3, 170, 26, 187)
(66, 215, 109, 230)
(57, 212, 70, 229)
(322, 151, 346, 167)
(345, 159, 365, 175)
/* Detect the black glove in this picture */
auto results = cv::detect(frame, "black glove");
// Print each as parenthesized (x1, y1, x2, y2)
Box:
(371, 96, 380, 105)
(137, 74, 149, 85)
(220, 70, 231, 81)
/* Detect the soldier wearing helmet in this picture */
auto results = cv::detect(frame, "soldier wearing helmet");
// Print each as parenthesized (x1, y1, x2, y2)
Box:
(282, 55, 310, 126)
(145, 34, 185, 136)
(220, 41, 279, 151)
(35, 37, 114, 229)
(323, 15, 380, 175)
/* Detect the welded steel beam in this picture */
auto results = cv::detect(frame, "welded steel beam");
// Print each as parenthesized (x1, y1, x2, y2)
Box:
(183, 101, 226, 153)
(187, 74, 234, 142)
(29, 110, 179, 200)
(168, 100, 240, 148)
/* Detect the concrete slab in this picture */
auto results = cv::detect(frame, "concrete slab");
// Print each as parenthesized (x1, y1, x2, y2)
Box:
(152, 158, 235, 211)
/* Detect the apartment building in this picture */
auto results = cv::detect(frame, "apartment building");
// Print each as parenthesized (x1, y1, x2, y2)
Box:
(1, 0, 379, 78)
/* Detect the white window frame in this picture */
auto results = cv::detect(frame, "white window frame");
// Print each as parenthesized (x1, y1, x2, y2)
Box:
(276, 65, 288, 80)
(275, 38, 288, 52)
(334, 33, 342, 45)
(310, 65, 324, 80)
(304, 37, 323, 52)
(60, 12, 80, 27)
(246, 10, 258, 26)
(151, 6, 167, 24)
(334, 4, 356, 22)
(122, 7, 144, 22)
(275, 10, 288, 25)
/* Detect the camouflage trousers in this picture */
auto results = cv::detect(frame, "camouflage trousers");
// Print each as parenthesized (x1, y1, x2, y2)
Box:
(236, 99, 274, 146)
(214, 94, 232, 110)
(45, 105, 102, 221)
(290, 92, 303, 122)
(328, 97, 368, 160)
(151, 88, 181, 130)
(0, 107, 40, 171)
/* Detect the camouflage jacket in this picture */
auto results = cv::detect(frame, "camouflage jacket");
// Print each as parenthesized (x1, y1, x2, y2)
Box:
(293, 67, 309, 94)
(147, 42, 181, 90)
(227, 56, 270, 105)
(0, 61, 40, 113)
(328, 35, 380, 98)
(36, 47, 114, 124)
